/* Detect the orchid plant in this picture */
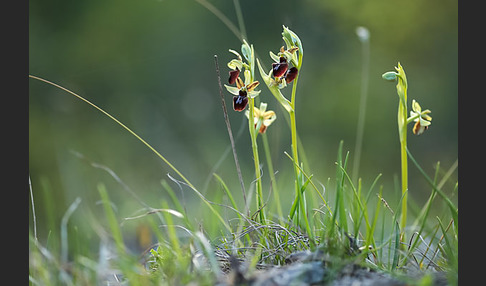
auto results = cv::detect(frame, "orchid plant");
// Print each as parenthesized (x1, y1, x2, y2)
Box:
(256, 26, 308, 231)
(382, 63, 433, 239)
(225, 40, 269, 223)
(224, 27, 308, 230)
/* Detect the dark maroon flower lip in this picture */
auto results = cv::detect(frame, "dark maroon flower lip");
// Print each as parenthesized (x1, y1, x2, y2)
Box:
(233, 95, 248, 111)
(285, 67, 298, 83)
(228, 67, 240, 85)
(272, 57, 288, 78)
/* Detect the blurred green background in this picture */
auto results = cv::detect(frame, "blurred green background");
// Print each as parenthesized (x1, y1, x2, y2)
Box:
(29, 0, 457, 249)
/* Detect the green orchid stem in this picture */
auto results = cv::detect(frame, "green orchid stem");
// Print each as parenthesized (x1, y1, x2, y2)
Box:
(289, 108, 301, 217)
(395, 63, 408, 241)
(399, 128, 408, 237)
(383, 62, 409, 242)
(290, 67, 301, 168)
(248, 97, 265, 223)
(289, 53, 309, 236)
(290, 110, 299, 176)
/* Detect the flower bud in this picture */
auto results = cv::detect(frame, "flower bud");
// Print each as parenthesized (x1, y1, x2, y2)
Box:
(382, 71, 398, 81)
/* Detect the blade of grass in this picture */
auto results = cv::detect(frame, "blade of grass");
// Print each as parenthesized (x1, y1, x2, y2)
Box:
(98, 184, 144, 285)
(406, 162, 442, 264)
(335, 158, 383, 244)
(123, 208, 184, 222)
(70, 150, 151, 209)
(351, 178, 362, 238)
(436, 217, 457, 279)
(339, 149, 350, 234)
(194, 231, 222, 276)
(284, 152, 332, 216)
(331, 141, 348, 236)
(213, 173, 242, 222)
(378, 202, 386, 267)
(390, 221, 401, 271)
(411, 161, 441, 229)
(61, 197, 82, 265)
(261, 133, 283, 221)
(353, 174, 382, 240)
(194, 0, 243, 42)
(364, 188, 382, 255)
(288, 173, 311, 223)
(166, 174, 232, 232)
(297, 174, 314, 240)
(437, 159, 458, 190)
(388, 190, 406, 271)
(232, 0, 247, 40)
(29, 175, 37, 241)
(161, 179, 191, 226)
(40, 177, 58, 252)
(419, 222, 441, 270)
(98, 184, 125, 254)
(406, 148, 458, 229)
(284, 152, 331, 245)
(428, 218, 453, 270)
(160, 201, 182, 258)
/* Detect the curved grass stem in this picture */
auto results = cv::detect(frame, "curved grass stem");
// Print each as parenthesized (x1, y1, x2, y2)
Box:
(288, 52, 304, 228)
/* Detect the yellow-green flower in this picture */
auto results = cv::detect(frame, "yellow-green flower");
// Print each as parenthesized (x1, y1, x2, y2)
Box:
(245, 102, 276, 133)
(408, 99, 432, 135)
